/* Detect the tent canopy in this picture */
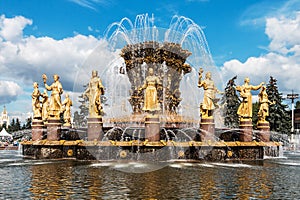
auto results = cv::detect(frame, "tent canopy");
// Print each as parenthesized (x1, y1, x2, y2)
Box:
(0, 128, 12, 138)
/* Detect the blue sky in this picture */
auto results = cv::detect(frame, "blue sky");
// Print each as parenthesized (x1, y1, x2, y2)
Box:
(1, 0, 272, 64)
(1, 0, 300, 122)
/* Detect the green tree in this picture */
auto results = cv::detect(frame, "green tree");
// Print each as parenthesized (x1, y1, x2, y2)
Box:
(7, 118, 22, 132)
(73, 84, 89, 128)
(266, 76, 291, 135)
(23, 117, 32, 129)
(15, 118, 21, 131)
(220, 76, 240, 128)
(8, 118, 16, 132)
(1, 123, 7, 131)
(252, 102, 259, 129)
(73, 110, 86, 128)
(296, 101, 300, 109)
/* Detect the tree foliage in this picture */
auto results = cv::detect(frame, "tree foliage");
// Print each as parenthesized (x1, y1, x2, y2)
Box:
(7, 117, 29, 132)
(220, 76, 240, 128)
(22, 117, 32, 129)
(73, 84, 89, 128)
(296, 101, 300, 109)
(252, 102, 259, 128)
(266, 76, 291, 135)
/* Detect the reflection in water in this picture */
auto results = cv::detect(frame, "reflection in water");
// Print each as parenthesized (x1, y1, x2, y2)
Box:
(29, 161, 77, 199)
(0, 151, 300, 199)
(199, 167, 215, 199)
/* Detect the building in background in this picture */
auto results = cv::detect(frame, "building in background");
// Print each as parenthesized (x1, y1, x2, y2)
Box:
(0, 106, 10, 129)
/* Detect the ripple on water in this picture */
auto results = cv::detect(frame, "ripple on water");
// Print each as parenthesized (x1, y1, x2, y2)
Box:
(212, 163, 253, 168)
(90, 162, 113, 167)
(277, 161, 300, 166)
(198, 163, 215, 168)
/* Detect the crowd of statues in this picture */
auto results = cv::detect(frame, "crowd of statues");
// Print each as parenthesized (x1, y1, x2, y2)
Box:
(31, 74, 72, 126)
(32, 70, 106, 126)
(32, 67, 273, 127)
(197, 69, 273, 124)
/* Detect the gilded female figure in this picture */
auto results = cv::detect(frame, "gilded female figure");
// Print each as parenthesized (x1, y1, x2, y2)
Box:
(258, 86, 273, 122)
(84, 70, 105, 117)
(198, 69, 221, 118)
(62, 93, 73, 125)
(41, 90, 49, 122)
(236, 77, 264, 119)
(32, 82, 42, 119)
(139, 68, 161, 112)
(42, 74, 63, 119)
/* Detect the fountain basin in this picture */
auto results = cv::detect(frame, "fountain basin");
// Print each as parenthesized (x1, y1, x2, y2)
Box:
(21, 140, 281, 161)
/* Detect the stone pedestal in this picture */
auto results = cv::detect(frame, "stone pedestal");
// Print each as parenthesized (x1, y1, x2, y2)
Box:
(87, 117, 103, 141)
(32, 118, 44, 141)
(200, 118, 215, 141)
(257, 121, 270, 142)
(239, 120, 253, 142)
(46, 118, 61, 141)
(145, 116, 160, 142)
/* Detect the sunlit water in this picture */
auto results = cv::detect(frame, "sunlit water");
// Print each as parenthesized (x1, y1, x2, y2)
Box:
(0, 150, 300, 199)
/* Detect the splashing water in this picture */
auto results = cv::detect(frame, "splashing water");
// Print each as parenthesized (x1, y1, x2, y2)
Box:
(73, 13, 224, 124)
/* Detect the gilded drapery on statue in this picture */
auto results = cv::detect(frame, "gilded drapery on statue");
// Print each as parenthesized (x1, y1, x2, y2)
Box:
(139, 68, 161, 112)
(42, 74, 63, 119)
(236, 77, 264, 119)
(62, 93, 73, 126)
(198, 68, 221, 118)
(84, 70, 105, 117)
(32, 82, 42, 119)
(41, 90, 49, 122)
(258, 86, 273, 122)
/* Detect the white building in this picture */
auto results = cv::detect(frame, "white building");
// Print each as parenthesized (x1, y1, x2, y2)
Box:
(0, 106, 10, 129)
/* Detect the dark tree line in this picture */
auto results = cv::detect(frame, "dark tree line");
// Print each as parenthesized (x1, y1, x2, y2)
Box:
(2, 117, 32, 133)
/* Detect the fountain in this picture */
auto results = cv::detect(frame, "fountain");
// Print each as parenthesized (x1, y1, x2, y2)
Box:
(22, 14, 281, 162)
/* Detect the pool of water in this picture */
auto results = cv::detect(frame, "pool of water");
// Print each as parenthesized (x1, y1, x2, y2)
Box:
(0, 149, 299, 199)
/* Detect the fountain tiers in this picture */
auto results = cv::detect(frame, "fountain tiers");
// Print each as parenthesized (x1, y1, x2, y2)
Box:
(121, 41, 192, 115)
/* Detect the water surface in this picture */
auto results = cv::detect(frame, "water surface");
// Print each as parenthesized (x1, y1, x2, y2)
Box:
(0, 150, 299, 199)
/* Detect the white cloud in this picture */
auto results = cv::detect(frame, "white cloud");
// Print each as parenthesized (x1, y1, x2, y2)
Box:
(0, 15, 118, 114)
(266, 13, 300, 54)
(0, 16, 116, 87)
(0, 81, 22, 104)
(0, 14, 32, 42)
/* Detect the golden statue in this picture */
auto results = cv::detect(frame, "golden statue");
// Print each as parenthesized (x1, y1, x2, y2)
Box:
(84, 70, 105, 117)
(198, 68, 221, 118)
(42, 74, 63, 119)
(41, 90, 49, 122)
(236, 77, 264, 120)
(139, 67, 161, 112)
(61, 93, 73, 126)
(32, 82, 42, 119)
(258, 86, 274, 122)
